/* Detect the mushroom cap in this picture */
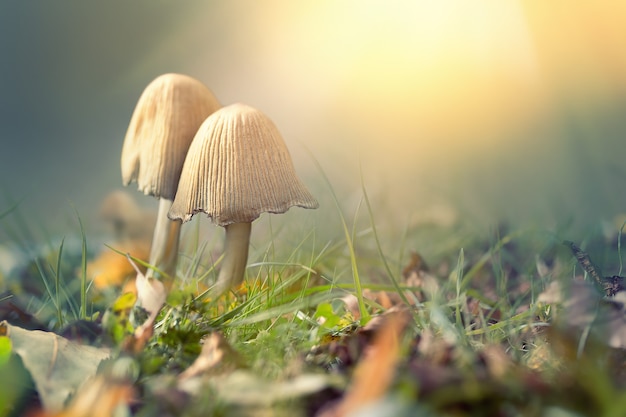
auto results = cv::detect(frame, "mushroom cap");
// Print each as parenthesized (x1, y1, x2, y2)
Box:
(121, 73, 221, 200)
(168, 103, 319, 226)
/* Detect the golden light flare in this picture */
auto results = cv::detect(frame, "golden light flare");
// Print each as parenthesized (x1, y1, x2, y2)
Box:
(332, 1, 544, 148)
(227, 1, 626, 158)
(524, 2, 626, 90)
(246, 1, 544, 155)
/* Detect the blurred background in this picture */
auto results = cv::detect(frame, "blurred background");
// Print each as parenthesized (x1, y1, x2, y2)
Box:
(1, 0, 626, 249)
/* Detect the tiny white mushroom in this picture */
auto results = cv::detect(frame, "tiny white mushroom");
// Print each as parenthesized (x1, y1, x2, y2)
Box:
(168, 103, 318, 296)
(121, 73, 221, 287)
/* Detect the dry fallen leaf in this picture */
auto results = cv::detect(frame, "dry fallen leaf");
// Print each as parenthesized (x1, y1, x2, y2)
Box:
(178, 332, 245, 381)
(537, 279, 626, 349)
(176, 333, 334, 415)
(120, 254, 167, 353)
(1, 321, 111, 412)
(318, 309, 411, 417)
(480, 344, 513, 379)
(87, 239, 150, 292)
(341, 252, 437, 319)
(32, 375, 135, 417)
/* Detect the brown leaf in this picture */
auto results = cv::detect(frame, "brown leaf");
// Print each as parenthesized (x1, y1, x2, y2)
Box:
(32, 375, 134, 417)
(539, 279, 626, 349)
(402, 251, 430, 277)
(479, 344, 513, 379)
(318, 309, 410, 417)
(1, 321, 111, 412)
(402, 251, 440, 301)
(87, 239, 150, 291)
(178, 332, 245, 381)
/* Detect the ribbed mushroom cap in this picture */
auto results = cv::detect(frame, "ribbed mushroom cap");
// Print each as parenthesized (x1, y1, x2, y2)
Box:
(168, 103, 319, 226)
(121, 73, 221, 200)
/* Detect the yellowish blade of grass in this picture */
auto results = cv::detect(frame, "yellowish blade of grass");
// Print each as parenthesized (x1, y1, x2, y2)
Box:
(309, 153, 370, 324)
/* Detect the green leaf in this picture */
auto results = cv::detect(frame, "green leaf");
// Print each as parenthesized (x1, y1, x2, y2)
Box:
(102, 292, 137, 344)
(314, 302, 341, 329)
(0, 336, 11, 367)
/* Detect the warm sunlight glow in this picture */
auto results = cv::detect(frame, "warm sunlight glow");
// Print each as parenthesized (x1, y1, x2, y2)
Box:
(4, 1, 626, 235)
(204, 0, 626, 166)
(248, 1, 545, 154)
(329, 1, 542, 148)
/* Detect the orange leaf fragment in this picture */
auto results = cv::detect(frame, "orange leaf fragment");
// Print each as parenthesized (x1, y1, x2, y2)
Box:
(319, 309, 410, 417)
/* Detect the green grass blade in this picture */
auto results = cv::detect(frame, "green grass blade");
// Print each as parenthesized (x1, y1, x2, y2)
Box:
(72, 206, 88, 319)
(34, 259, 56, 309)
(0, 197, 24, 220)
(460, 231, 522, 290)
(618, 220, 626, 276)
(454, 248, 465, 328)
(54, 237, 65, 327)
(225, 290, 339, 326)
(308, 153, 370, 324)
(360, 164, 414, 312)
(104, 243, 172, 282)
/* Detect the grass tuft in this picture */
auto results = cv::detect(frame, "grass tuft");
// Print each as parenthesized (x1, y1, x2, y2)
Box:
(309, 153, 370, 324)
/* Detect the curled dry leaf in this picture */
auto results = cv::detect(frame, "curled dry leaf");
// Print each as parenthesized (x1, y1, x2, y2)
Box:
(120, 254, 167, 352)
(133, 265, 167, 318)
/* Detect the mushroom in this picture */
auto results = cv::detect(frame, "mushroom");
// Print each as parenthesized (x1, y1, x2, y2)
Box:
(121, 73, 221, 287)
(99, 190, 156, 242)
(168, 103, 318, 296)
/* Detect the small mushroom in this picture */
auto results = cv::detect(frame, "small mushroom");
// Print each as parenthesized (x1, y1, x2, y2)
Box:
(121, 73, 221, 285)
(168, 103, 318, 296)
(99, 190, 156, 242)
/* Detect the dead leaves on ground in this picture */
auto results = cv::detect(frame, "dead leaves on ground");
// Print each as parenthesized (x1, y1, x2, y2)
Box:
(307, 240, 626, 415)
(178, 332, 246, 380)
(10, 226, 626, 416)
(318, 309, 410, 417)
(174, 332, 334, 415)
(0, 321, 112, 413)
(32, 374, 135, 417)
(86, 239, 150, 293)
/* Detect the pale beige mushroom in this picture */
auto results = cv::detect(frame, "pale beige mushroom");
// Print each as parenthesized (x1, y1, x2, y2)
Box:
(99, 190, 156, 241)
(121, 73, 221, 285)
(168, 103, 318, 296)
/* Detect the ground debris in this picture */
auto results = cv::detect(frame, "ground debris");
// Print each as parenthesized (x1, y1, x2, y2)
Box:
(316, 309, 410, 417)
(178, 332, 246, 381)
(565, 240, 625, 297)
(31, 374, 135, 417)
(1, 321, 112, 413)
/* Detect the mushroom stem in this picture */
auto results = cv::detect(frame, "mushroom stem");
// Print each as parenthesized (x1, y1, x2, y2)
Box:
(212, 222, 252, 297)
(145, 198, 181, 286)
